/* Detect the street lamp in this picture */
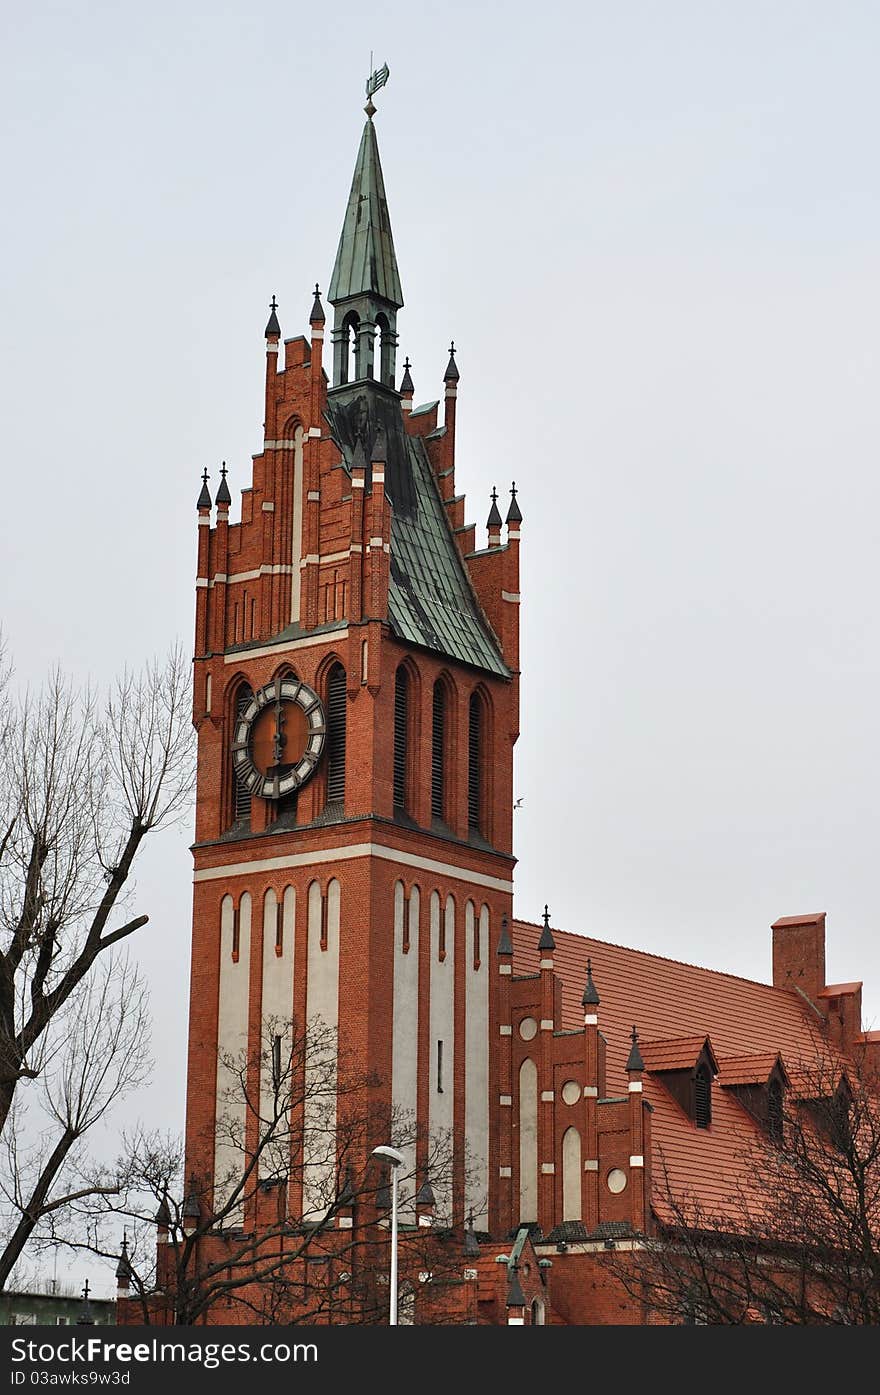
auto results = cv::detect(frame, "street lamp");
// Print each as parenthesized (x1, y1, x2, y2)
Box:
(371, 1144, 404, 1325)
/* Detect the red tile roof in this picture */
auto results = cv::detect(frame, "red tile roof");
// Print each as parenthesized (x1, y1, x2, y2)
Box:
(817, 982, 862, 997)
(510, 919, 833, 1225)
(639, 1036, 714, 1073)
(717, 1053, 784, 1086)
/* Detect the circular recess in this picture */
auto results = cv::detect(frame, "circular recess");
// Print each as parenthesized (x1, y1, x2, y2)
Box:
(518, 1016, 538, 1041)
(606, 1168, 628, 1194)
(561, 1080, 581, 1106)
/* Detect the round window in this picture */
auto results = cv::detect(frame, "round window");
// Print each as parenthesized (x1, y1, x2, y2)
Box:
(561, 1080, 581, 1106)
(519, 1017, 538, 1041)
(607, 1168, 628, 1194)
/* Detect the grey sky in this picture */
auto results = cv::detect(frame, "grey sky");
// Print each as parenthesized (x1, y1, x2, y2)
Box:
(2, 0, 879, 1288)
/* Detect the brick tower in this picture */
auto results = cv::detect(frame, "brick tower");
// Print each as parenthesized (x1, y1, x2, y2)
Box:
(185, 93, 521, 1247)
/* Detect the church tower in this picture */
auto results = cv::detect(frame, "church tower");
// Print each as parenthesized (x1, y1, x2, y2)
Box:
(185, 88, 522, 1242)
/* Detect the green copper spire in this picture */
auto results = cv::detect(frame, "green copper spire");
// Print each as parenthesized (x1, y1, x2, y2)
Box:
(328, 117, 403, 309)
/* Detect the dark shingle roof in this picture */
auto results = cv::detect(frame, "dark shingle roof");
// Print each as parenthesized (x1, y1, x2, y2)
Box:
(324, 390, 508, 678)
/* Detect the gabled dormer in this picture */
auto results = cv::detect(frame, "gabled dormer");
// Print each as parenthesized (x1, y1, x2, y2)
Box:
(718, 1052, 790, 1142)
(639, 1035, 719, 1129)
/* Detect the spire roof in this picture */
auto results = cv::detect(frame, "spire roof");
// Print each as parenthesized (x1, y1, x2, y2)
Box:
(309, 284, 325, 324)
(264, 295, 280, 338)
(506, 1267, 527, 1308)
(415, 1174, 435, 1207)
(538, 905, 556, 953)
(182, 1175, 201, 1220)
(487, 487, 502, 530)
(582, 956, 600, 1007)
(115, 1236, 132, 1282)
(328, 117, 403, 309)
(400, 357, 414, 395)
(197, 469, 211, 511)
(626, 1025, 645, 1073)
(506, 481, 522, 525)
(463, 1212, 480, 1258)
(444, 342, 460, 382)
(497, 916, 514, 956)
(215, 462, 231, 507)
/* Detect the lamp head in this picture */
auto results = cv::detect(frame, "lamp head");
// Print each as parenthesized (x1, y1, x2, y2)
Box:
(371, 1144, 405, 1167)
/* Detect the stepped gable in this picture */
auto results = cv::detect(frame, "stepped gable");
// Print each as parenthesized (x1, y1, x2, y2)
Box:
(510, 920, 828, 1222)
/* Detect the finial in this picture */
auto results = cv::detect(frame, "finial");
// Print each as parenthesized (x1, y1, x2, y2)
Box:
(310, 283, 325, 325)
(400, 356, 414, 395)
(506, 480, 522, 525)
(365, 59, 389, 116)
(487, 486, 503, 530)
(444, 341, 460, 383)
(215, 461, 231, 507)
(538, 905, 555, 953)
(197, 469, 212, 511)
(626, 1025, 645, 1073)
(264, 295, 281, 338)
(582, 956, 600, 1007)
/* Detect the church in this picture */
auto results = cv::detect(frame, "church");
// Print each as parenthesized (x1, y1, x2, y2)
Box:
(118, 80, 878, 1326)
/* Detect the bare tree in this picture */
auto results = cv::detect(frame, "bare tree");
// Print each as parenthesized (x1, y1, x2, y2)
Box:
(0, 954, 151, 1289)
(610, 1048, 880, 1324)
(62, 1019, 476, 1325)
(0, 645, 195, 1284)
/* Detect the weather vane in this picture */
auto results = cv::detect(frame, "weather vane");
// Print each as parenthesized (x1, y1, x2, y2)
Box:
(364, 56, 390, 117)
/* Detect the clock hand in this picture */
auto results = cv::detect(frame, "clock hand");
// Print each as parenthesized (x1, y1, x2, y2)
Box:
(272, 696, 286, 766)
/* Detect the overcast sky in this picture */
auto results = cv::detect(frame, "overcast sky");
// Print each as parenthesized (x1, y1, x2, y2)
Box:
(3, 1, 879, 1292)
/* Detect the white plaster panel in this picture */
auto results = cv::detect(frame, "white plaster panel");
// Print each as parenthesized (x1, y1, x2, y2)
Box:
(214, 891, 251, 1221)
(392, 882, 419, 1222)
(562, 1126, 582, 1222)
(519, 1057, 538, 1223)
(303, 878, 340, 1220)
(465, 902, 489, 1230)
(429, 892, 454, 1226)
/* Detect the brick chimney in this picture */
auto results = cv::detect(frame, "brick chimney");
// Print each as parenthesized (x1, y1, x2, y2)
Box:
(771, 913, 826, 1008)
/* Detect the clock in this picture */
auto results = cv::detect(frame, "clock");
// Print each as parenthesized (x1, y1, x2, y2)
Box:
(231, 678, 326, 800)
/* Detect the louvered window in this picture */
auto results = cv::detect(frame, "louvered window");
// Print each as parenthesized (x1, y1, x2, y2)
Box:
(468, 693, 481, 832)
(694, 1065, 711, 1129)
(326, 664, 347, 804)
(393, 667, 408, 810)
(431, 683, 445, 821)
(232, 686, 254, 824)
(768, 1078, 783, 1144)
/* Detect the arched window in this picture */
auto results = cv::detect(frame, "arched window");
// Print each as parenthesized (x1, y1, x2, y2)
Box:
(231, 683, 254, 827)
(326, 663, 347, 806)
(393, 666, 409, 812)
(341, 311, 359, 384)
(694, 1065, 712, 1129)
(376, 313, 394, 387)
(467, 692, 482, 834)
(431, 682, 446, 823)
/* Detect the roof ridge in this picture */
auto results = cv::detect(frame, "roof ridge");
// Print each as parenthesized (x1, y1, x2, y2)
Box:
(509, 918, 795, 998)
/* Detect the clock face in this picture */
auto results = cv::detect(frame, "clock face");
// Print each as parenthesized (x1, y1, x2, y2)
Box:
(231, 678, 326, 800)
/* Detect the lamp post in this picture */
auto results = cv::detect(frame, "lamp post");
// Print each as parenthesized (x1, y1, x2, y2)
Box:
(371, 1144, 404, 1325)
